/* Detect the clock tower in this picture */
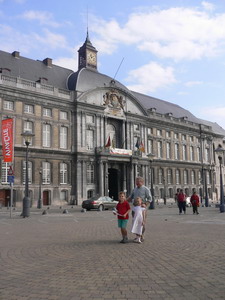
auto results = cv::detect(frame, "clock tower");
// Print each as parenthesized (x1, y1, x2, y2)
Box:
(78, 31, 98, 70)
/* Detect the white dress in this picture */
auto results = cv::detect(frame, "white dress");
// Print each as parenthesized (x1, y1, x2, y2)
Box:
(131, 206, 145, 235)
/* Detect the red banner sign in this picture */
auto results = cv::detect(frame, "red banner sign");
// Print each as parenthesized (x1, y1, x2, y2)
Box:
(1, 118, 14, 163)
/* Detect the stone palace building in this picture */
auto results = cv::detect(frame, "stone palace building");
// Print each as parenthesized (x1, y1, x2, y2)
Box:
(0, 33, 225, 207)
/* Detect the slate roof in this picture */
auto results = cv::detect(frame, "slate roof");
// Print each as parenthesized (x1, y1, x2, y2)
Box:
(0, 50, 73, 90)
(1, 49, 225, 136)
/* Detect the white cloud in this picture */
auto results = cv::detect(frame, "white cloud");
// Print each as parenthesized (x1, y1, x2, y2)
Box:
(201, 1, 215, 12)
(21, 10, 61, 28)
(125, 61, 177, 93)
(91, 6, 225, 61)
(54, 56, 77, 71)
(185, 81, 203, 87)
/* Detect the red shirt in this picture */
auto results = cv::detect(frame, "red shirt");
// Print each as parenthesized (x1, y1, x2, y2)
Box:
(116, 201, 130, 220)
(190, 194, 200, 205)
(177, 193, 186, 202)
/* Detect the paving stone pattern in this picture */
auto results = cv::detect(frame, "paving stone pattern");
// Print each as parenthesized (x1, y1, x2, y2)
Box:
(0, 205, 225, 300)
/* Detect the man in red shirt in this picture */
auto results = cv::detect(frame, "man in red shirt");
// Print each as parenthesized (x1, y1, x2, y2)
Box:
(177, 189, 187, 214)
(190, 191, 200, 214)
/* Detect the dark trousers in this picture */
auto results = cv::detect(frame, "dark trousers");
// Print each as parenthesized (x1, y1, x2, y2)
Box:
(178, 201, 186, 214)
(192, 204, 199, 214)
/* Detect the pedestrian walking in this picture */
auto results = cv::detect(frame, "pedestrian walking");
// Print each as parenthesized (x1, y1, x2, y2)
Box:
(114, 191, 131, 244)
(131, 197, 146, 244)
(174, 188, 180, 204)
(190, 191, 200, 214)
(177, 189, 187, 214)
(127, 177, 152, 241)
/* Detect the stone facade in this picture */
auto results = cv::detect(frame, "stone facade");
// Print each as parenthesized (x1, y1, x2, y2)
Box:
(0, 36, 225, 207)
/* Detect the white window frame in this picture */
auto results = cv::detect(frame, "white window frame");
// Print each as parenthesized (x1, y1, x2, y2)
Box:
(87, 163, 94, 184)
(42, 162, 51, 184)
(3, 100, 14, 110)
(60, 163, 68, 184)
(166, 142, 171, 159)
(43, 124, 51, 147)
(24, 104, 34, 114)
(175, 143, 179, 160)
(60, 111, 68, 120)
(1, 162, 9, 184)
(60, 126, 68, 149)
(157, 141, 162, 158)
(43, 108, 52, 117)
(22, 161, 32, 184)
(87, 130, 94, 150)
(23, 121, 33, 146)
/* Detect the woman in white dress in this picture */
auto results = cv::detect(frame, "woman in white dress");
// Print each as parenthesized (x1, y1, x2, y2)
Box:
(131, 197, 146, 244)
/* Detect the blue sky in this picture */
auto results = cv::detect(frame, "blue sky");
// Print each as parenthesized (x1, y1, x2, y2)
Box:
(1, 0, 225, 129)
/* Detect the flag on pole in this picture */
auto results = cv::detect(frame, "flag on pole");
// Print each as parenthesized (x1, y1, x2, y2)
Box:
(105, 136, 111, 147)
(139, 141, 145, 153)
(1, 118, 14, 162)
(135, 138, 140, 149)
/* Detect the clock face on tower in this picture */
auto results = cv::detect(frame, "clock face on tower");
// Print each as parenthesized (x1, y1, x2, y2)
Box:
(86, 50, 97, 65)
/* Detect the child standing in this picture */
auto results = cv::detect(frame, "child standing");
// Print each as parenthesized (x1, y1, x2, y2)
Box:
(115, 191, 131, 243)
(131, 197, 146, 244)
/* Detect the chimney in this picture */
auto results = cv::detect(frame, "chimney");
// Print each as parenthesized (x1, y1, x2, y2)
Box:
(43, 58, 52, 67)
(12, 51, 20, 58)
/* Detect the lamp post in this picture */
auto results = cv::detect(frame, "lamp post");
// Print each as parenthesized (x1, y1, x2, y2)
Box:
(21, 131, 34, 218)
(214, 145, 225, 213)
(37, 170, 42, 209)
(203, 167, 209, 207)
(147, 153, 155, 209)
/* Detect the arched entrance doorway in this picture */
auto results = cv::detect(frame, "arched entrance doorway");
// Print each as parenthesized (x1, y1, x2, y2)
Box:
(108, 168, 119, 200)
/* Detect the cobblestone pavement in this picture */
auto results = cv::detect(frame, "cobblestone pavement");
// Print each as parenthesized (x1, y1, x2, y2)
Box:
(0, 204, 225, 300)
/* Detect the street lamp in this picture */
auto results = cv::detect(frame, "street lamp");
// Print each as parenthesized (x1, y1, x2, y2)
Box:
(203, 167, 209, 207)
(37, 169, 42, 209)
(214, 145, 225, 213)
(21, 131, 35, 218)
(147, 153, 155, 209)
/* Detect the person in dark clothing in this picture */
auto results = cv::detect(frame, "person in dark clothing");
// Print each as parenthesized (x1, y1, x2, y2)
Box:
(177, 189, 187, 214)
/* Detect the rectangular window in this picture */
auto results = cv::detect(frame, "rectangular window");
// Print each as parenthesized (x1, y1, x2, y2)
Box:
(147, 139, 153, 154)
(147, 128, 153, 135)
(60, 126, 68, 149)
(190, 136, 194, 142)
(157, 129, 162, 136)
(87, 164, 94, 184)
(174, 133, 178, 139)
(3, 100, 14, 110)
(22, 161, 32, 184)
(60, 111, 68, 120)
(87, 130, 94, 150)
(182, 134, 186, 141)
(176, 170, 180, 184)
(23, 121, 33, 145)
(197, 147, 201, 162)
(1, 162, 9, 184)
(190, 146, 194, 161)
(182, 145, 187, 160)
(205, 148, 210, 163)
(175, 143, 179, 160)
(42, 162, 51, 184)
(24, 104, 34, 114)
(43, 108, 52, 117)
(166, 142, 171, 159)
(157, 141, 162, 158)
(166, 131, 170, 138)
(60, 163, 68, 184)
(43, 124, 51, 147)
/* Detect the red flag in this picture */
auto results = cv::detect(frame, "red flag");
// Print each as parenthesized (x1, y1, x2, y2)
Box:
(105, 136, 111, 147)
(1, 118, 14, 162)
(140, 141, 145, 153)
